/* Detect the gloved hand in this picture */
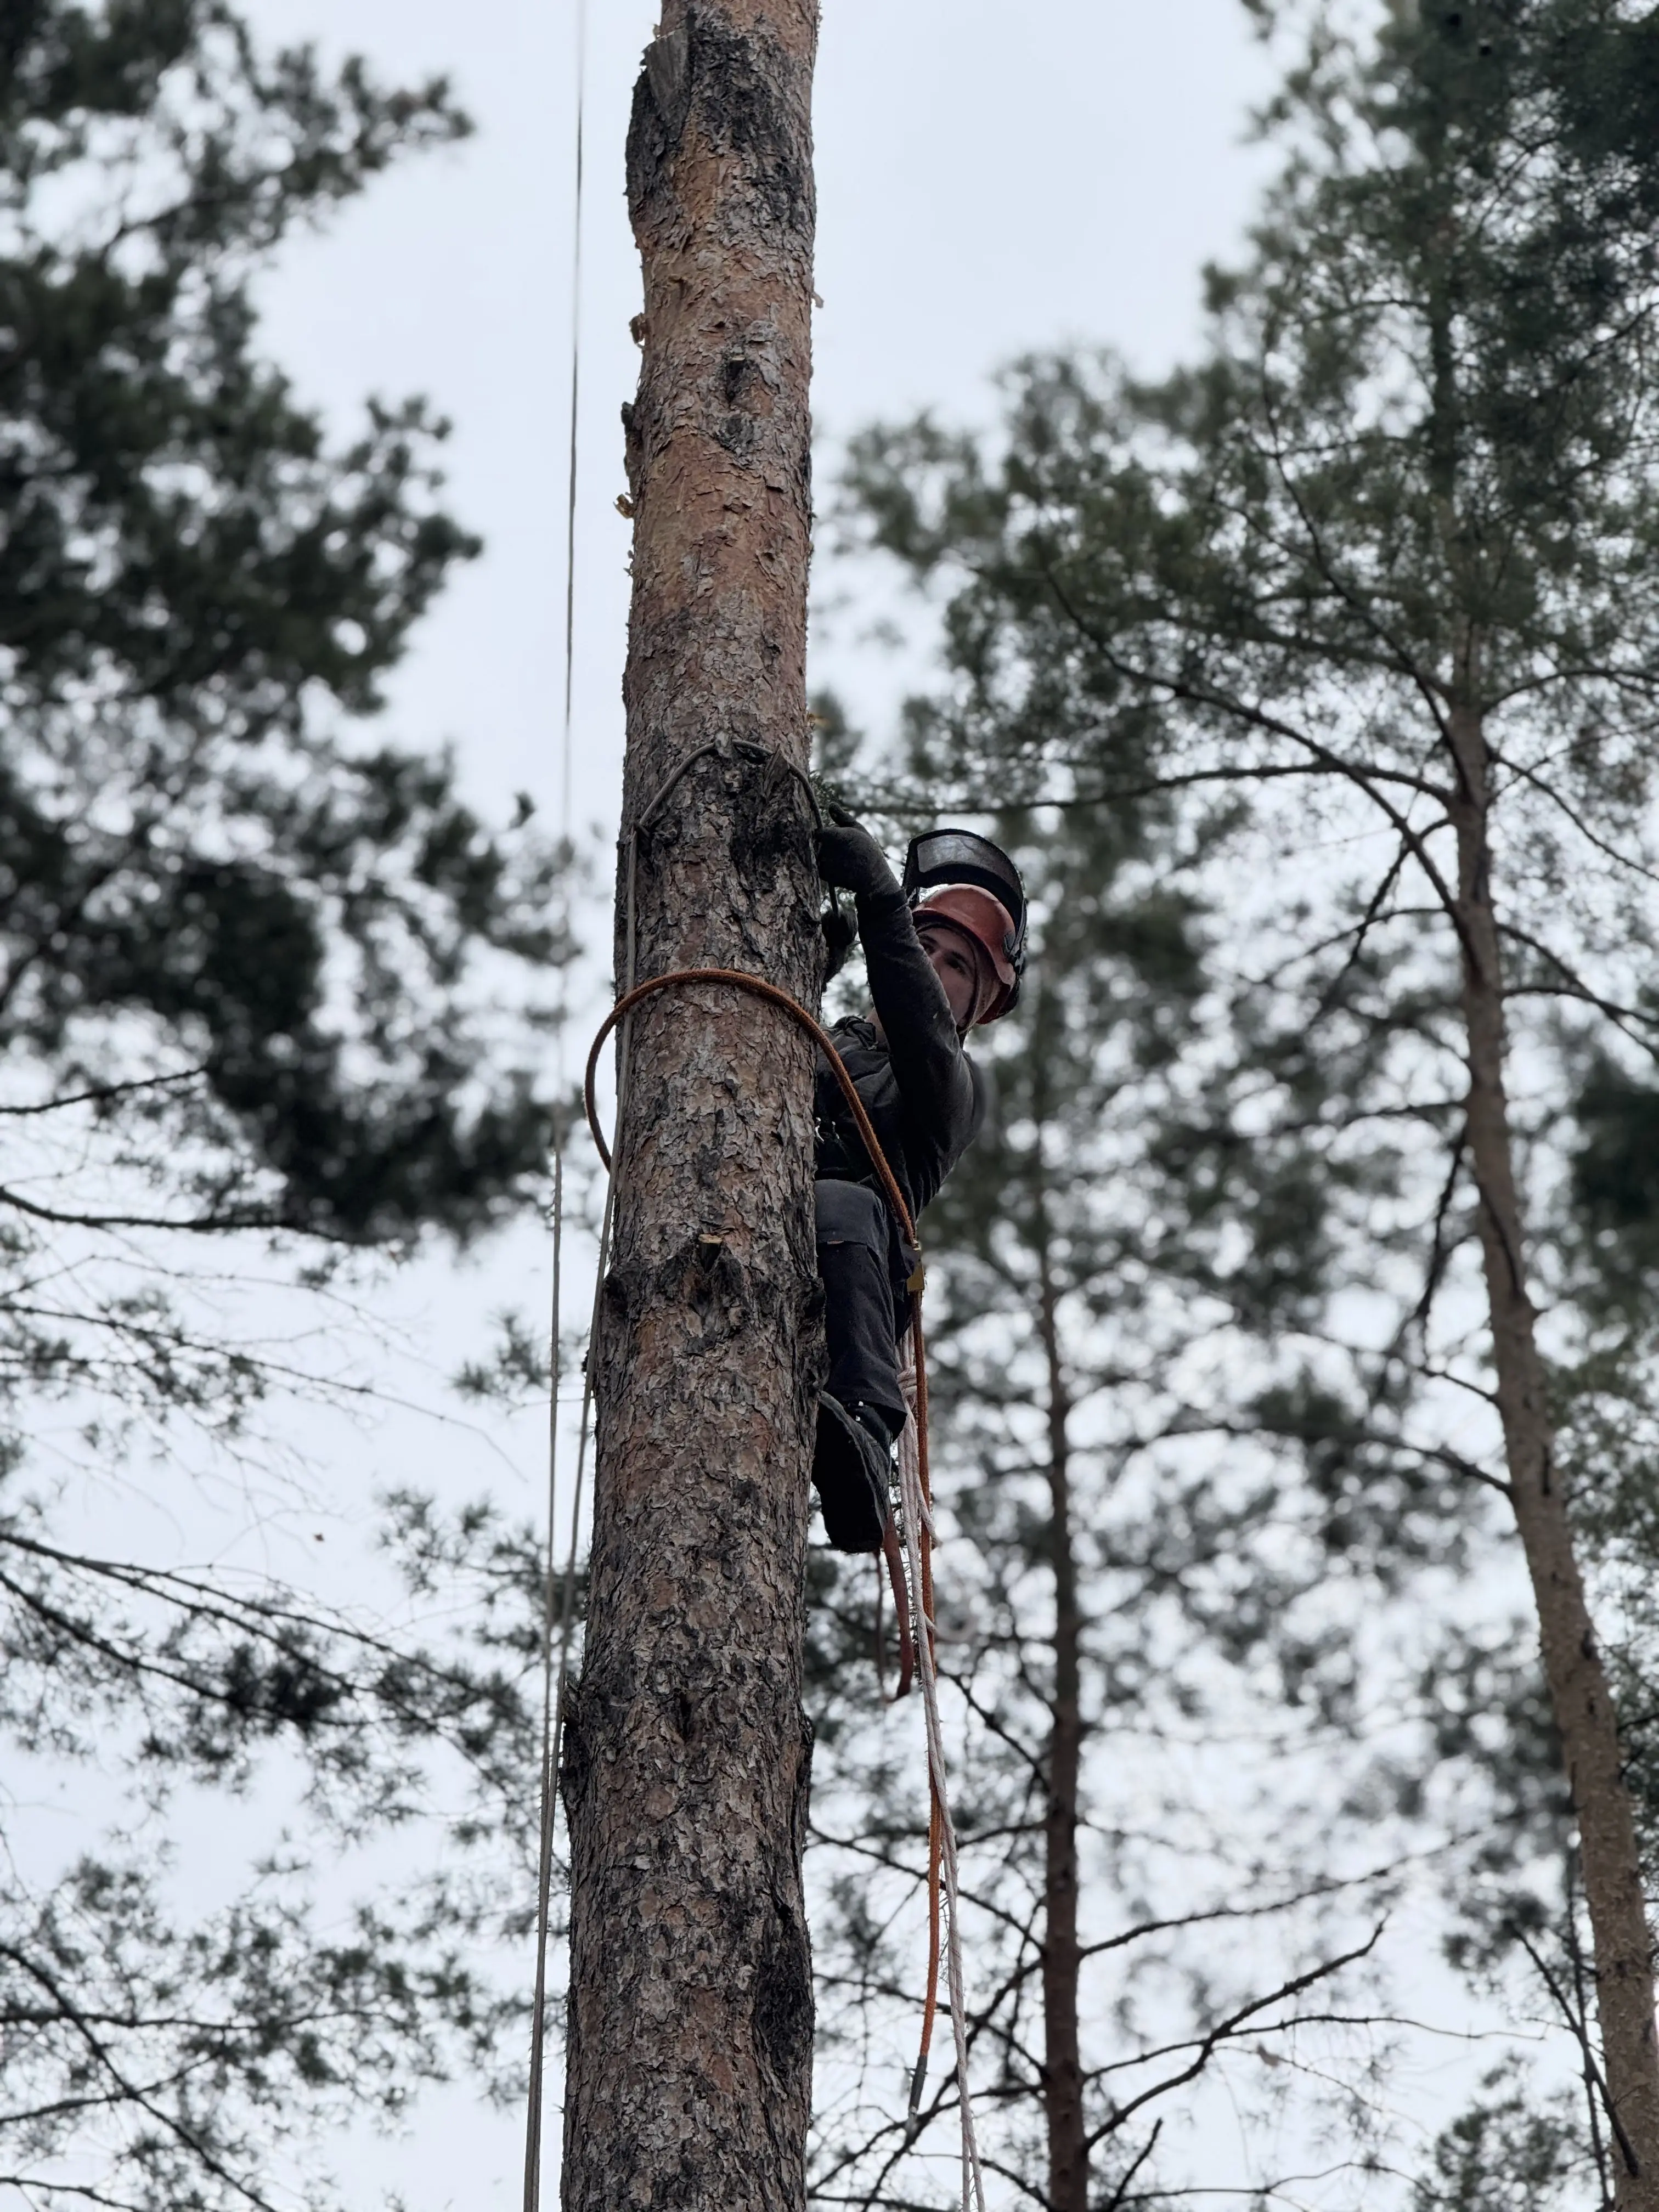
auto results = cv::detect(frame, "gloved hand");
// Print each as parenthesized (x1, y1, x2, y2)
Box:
(815, 806, 899, 902)
(821, 895, 858, 982)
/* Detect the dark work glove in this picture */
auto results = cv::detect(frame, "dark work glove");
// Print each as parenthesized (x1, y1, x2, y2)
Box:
(815, 805, 899, 902)
(821, 894, 857, 983)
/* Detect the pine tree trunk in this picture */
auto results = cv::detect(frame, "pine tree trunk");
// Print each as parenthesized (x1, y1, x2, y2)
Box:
(1037, 1248, 1088, 2212)
(1448, 701, 1659, 2208)
(560, 8, 821, 2209)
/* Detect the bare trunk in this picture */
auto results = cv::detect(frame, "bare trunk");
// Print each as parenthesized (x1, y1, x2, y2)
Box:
(1037, 1249, 1087, 2212)
(560, 7, 820, 2209)
(1448, 702, 1659, 2207)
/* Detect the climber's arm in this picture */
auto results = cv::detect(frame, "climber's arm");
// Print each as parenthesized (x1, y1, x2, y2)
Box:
(816, 815, 979, 1176)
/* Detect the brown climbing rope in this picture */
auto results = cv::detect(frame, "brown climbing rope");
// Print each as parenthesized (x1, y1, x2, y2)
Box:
(585, 968, 909, 1228)
(581, 964, 977, 2182)
(880, 1516, 915, 1702)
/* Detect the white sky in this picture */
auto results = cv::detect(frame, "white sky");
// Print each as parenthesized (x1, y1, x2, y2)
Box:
(246, 0, 1276, 839)
(223, 4, 1288, 2203)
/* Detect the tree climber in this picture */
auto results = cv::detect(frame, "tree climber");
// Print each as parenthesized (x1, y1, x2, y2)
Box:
(811, 816, 1028, 1551)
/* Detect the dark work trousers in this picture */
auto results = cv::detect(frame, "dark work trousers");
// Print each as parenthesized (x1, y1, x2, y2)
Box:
(815, 1178, 907, 1440)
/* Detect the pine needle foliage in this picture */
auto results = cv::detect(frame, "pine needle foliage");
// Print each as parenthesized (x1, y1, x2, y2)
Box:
(804, 798, 1454, 2209)
(840, 0, 1659, 2193)
(0, 8, 569, 2205)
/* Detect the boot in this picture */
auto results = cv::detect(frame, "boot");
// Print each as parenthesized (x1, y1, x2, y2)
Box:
(812, 1392, 895, 1554)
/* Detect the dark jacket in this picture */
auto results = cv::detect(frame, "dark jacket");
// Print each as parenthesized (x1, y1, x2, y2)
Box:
(814, 879, 986, 1230)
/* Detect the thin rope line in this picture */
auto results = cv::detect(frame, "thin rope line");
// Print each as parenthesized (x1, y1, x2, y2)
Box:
(522, 1142, 565, 2212)
(524, 1122, 613, 2212)
(560, 0, 586, 830)
(523, 4, 588, 2207)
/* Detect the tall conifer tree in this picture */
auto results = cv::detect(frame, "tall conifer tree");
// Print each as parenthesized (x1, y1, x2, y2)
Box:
(0, 8, 568, 2203)
(803, 799, 1455, 2207)
(558, 7, 822, 2208)
(846, 1, 1659, 2196)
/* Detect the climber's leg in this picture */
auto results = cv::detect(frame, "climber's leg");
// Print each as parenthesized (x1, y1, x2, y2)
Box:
(814, 1179, 904, 1553)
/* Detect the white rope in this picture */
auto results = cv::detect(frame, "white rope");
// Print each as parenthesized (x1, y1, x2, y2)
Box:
(896, 1329, 987, 2212)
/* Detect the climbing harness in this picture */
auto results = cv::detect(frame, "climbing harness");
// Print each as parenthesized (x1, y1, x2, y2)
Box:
(580, 914, 986, 2209)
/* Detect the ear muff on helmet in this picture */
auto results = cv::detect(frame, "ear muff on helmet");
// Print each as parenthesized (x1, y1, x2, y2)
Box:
(903, 828, 1028, 1016)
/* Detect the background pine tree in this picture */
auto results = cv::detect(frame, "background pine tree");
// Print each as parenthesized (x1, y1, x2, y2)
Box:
(0, 9, 572, 2204)
(828, 0, 1659, 2193)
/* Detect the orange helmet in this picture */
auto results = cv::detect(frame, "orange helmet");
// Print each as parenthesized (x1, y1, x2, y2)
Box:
(915, 885, 1022, 1023)
(904, 828, 1028, 1022)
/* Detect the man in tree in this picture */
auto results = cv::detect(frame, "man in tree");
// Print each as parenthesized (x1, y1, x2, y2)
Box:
(810, 814, 1025, 1550)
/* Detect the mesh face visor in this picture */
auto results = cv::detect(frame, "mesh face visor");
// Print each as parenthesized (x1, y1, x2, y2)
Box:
(902, 829, 1028, 965)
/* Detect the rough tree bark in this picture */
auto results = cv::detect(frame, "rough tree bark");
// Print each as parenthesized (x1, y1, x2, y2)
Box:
(1447, 697, 1659, 2209)
(560, 7, 822, 2209)
(1036, 1237, 1087, 2212)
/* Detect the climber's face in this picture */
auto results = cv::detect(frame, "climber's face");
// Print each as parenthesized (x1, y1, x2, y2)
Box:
(920, 922, 989, 1030)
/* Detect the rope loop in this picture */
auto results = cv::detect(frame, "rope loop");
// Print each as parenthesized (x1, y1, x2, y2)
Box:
(583, 967, 912, 1247)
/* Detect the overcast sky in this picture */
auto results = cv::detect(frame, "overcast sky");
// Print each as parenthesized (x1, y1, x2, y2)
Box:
(246, 0, 1276, 840)
(229, 4, 1280, 2202)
